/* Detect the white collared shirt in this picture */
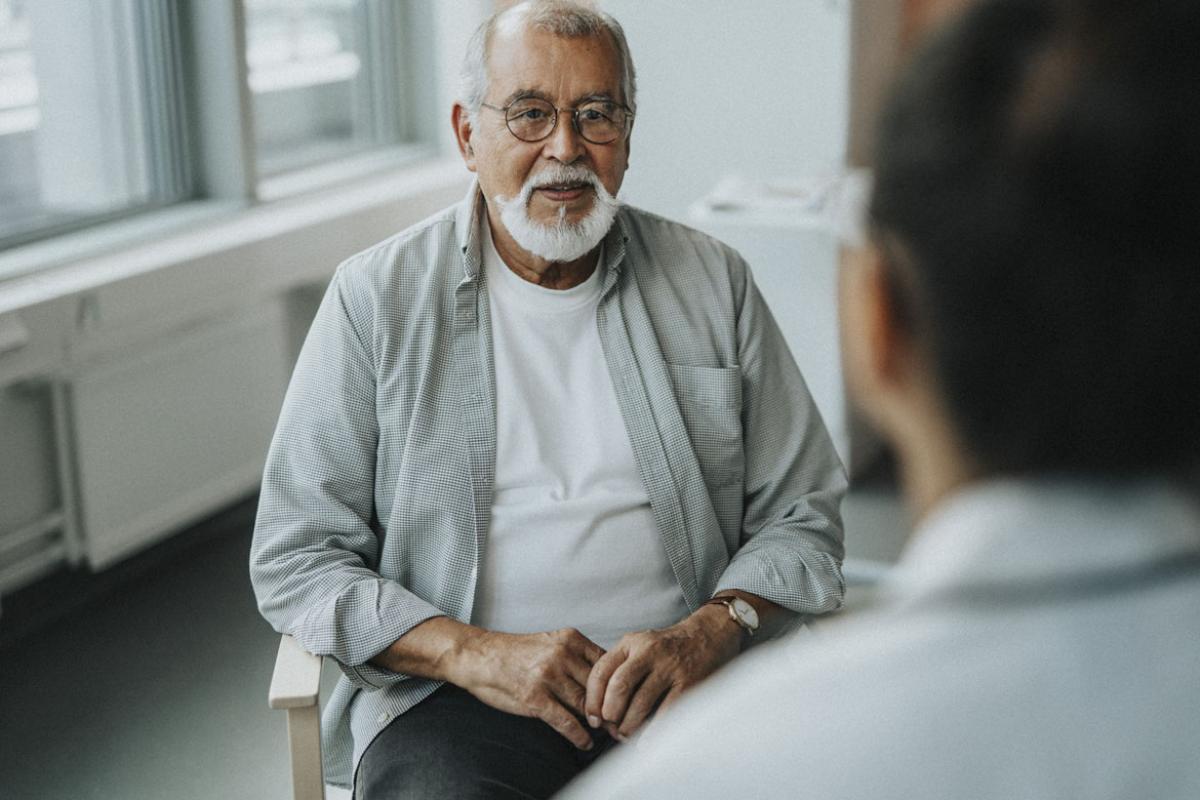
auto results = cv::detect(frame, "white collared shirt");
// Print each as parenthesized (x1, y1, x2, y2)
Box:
(562, 478, 1200, 799)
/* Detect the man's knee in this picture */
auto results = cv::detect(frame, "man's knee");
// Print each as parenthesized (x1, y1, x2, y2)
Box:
(356, 734, 501, 800)
(355, 688, 584, 799)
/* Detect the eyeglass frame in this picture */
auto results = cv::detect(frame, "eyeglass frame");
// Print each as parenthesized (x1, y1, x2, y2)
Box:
(478, 97, 635, 145)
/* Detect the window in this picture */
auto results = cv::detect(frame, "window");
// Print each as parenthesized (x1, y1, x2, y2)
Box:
(0, 1, 43, 240)
(0, 0, 445, 257)
(244, 0, 411, 177)
(0, 0, 190, 249)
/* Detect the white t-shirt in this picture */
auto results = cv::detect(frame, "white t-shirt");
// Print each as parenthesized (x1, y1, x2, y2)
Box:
(471, 219, 689, 649)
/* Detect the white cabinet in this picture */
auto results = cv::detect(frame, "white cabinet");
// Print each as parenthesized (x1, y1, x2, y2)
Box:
(71, 303, 289, 568)
(0, 304, 78, 594)
(0, 380, 68, 592)
(0, 297, 294, 587)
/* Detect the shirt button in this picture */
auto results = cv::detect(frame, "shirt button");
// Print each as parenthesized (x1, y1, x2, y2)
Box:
(377, 712, 391, 724)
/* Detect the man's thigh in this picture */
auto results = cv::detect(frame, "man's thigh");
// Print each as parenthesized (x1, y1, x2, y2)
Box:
(355, 685, 615, 800)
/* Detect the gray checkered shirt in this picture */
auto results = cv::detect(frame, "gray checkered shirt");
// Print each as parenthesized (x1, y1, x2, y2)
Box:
(250, 182, 847, 788)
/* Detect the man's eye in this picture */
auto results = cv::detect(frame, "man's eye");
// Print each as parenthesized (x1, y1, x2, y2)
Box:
(580, 109, 606, 122)
(515, 108, 548, 120)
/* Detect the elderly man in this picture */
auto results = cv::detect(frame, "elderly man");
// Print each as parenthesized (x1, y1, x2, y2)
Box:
(563, 0, 1200, 797)
(250, 1, 845, 796)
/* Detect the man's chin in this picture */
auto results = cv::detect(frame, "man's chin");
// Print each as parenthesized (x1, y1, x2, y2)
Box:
(528, 202, 595, 229)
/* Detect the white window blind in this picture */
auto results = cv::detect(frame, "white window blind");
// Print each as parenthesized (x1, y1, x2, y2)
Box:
(0, 0, 190, 249)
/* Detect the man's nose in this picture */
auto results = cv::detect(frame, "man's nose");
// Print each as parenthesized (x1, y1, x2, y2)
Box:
(542, 111, 587, 163)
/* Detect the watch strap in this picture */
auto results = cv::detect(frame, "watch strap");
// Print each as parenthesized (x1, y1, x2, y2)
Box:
(703, 596, 756, 636)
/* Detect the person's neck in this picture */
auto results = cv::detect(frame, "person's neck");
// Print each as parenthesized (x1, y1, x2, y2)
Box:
(486, 207, 600, 290)
(892, 412, 978, 529)
(898, 454, 972, 527)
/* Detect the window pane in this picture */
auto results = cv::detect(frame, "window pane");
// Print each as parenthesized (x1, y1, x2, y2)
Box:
(0, 1, 39, 239)
(245, 0, 403, 177)
(0, 0, 189, 249)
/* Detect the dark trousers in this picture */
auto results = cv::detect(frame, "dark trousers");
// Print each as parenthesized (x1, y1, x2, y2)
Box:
(355, 685, 619, 799)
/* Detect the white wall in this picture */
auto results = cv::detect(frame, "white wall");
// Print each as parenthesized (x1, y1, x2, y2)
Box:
(603, 0, 849, 219)
(603, 0, 852, 460)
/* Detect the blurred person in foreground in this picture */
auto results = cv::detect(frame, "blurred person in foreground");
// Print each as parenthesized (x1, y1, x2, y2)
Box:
(250, 0, 846, 795)
(562, 0, 1200, 796)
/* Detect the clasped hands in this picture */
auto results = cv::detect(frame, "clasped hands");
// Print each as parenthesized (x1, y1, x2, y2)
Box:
(447, 604, 743, 750)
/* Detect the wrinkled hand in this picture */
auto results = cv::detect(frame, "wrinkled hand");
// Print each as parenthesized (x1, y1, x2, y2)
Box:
(450, 627, 605, 750)
(585, 606, 741, 740)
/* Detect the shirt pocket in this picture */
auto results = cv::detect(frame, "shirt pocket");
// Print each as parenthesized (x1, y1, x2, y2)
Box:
(665, 362, 744, 488)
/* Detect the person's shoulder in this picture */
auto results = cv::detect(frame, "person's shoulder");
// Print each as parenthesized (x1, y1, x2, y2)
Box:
(738, 610, 971, 706)
(567, 590, 1200, 799)
(560, 611, 989, 799)
(617, 205, 752, 312)
(666, 612, 959, 729)
(329, 204, 463, 332)
(335, 203, 460, 288)
(619, 204, 718, 243)
(619, 205, 749, 274)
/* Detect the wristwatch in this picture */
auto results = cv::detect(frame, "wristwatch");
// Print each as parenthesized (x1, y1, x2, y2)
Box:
(703, 596, 760, 637)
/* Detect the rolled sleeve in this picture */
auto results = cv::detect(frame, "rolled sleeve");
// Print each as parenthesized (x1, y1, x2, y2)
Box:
(249, 267, 444, 691)
(714, 261, 847, 620)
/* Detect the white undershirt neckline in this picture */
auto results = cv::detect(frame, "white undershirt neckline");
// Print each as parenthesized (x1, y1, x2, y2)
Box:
(484, 232, 604, 313)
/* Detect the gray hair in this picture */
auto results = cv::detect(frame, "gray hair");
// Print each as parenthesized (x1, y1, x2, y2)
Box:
(460, 0, 637, 124)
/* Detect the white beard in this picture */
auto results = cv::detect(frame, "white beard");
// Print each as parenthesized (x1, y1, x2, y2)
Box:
(493, 164, 621, 263)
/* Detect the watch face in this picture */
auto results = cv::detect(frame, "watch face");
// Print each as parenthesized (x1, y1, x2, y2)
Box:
(731, 598, 759, 630)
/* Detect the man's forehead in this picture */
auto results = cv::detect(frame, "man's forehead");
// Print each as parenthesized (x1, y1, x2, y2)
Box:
(497, 87, 620, 107)
(485, 24, 622, 101)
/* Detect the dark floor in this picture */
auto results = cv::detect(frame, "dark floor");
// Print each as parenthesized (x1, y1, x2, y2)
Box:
(0, 499, 310, 800)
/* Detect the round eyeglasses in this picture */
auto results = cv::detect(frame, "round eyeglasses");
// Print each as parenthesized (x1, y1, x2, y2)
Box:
(480, 97, 634, 145)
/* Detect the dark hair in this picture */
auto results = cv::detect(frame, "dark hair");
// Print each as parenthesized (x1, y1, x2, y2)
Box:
(869, 0, 1200, 476)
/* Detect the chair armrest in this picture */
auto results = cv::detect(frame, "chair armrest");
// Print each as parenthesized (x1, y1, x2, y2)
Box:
(269, 634, 327, 800)
(270, 634, 324, 710)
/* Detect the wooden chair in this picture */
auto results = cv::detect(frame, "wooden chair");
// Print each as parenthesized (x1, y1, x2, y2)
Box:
(264, 560, 891, 799)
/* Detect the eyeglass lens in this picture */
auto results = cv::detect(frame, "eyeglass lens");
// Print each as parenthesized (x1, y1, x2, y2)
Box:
(505, 98, 627, 144)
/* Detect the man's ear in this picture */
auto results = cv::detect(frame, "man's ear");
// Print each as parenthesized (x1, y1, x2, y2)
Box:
(839, 244, 914, 424)
(864, 249, 910, 388)
(452, 103, 478, 172)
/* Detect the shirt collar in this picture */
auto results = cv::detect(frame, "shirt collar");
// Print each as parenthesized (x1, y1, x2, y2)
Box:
(601, 207, 630, 295)
(455, 179, 485, 281)
(881, 477, 1200, 606)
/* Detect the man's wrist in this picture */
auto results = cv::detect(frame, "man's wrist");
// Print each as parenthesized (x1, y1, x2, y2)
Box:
(432, 620, 486, 686)
(703, 593, 768, 639)
(371, 615, 481, 685)
(691, 601, 745, 645)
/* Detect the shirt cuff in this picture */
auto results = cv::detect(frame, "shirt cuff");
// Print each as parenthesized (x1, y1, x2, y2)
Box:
(713, 546, 845, 620)
(292, 578, 448, 691)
